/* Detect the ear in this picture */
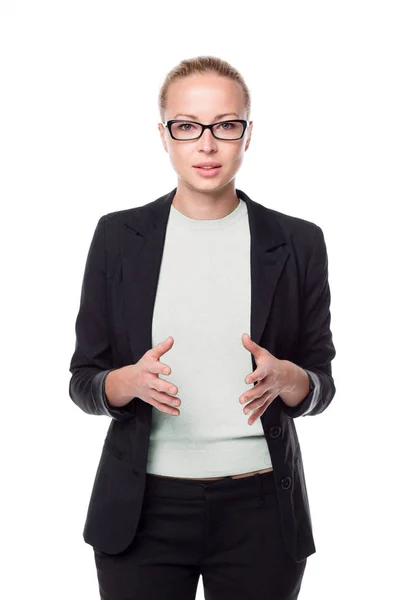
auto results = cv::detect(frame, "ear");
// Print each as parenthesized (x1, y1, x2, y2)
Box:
(245, 121, 253, 150)
(158, 123, 168, 153)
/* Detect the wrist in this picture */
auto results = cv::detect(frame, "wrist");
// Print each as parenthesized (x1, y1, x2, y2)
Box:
(279, 360, 310, 407)
(105, 367, 134, 407)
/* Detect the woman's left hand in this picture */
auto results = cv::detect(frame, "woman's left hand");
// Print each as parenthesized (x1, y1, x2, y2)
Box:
(239, 333, 291, 425)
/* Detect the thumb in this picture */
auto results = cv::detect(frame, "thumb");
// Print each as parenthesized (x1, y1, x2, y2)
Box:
(153, 336, 174, 358)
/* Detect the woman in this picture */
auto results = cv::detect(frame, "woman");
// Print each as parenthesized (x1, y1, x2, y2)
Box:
(69, 55, 336, 599)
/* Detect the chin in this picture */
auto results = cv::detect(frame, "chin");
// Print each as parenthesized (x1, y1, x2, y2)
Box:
(190, 174, 227, 188)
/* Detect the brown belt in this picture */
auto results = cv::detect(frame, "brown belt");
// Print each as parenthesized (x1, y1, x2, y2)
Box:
(152, 467, 273, 481)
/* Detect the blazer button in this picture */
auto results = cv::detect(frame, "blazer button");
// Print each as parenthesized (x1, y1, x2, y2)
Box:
(269, 426, 282, 439)
(280, 476, 292, 490)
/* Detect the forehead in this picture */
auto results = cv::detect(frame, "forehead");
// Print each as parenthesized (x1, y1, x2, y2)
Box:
(172, 111, 241, 121)
(166, 73, 245, 119)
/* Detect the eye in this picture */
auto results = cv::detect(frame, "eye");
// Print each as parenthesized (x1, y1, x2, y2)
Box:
(177, 122, 194, 131)
(218, 121, 237, 130)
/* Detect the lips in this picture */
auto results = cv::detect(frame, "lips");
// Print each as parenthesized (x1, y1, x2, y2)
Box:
(193, 164, 222, 177)
(193, 162, 222, 168)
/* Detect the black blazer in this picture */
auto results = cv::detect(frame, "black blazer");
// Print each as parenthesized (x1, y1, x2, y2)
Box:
(69, 187, 336, 563)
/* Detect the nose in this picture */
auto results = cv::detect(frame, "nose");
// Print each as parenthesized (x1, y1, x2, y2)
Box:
(197, 127, 217, 151)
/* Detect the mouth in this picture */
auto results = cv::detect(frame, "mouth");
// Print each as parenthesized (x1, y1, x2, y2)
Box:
(193, 164, 222, 177)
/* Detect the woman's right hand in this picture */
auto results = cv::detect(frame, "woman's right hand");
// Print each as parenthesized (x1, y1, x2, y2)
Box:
(107, 336, 181, 415)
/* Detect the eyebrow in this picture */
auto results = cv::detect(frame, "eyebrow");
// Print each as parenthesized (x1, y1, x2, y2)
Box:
(172, 112, 241, 120)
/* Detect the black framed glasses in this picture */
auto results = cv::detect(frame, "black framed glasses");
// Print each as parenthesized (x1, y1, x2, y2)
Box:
(162, 119, 249, 141)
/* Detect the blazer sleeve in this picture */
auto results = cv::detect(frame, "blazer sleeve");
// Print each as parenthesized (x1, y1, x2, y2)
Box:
(280, 225, 336, 418)
(68, 215, 136, 421)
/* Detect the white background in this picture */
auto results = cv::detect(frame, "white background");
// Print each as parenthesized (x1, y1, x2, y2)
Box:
(1, 1, 399, 598)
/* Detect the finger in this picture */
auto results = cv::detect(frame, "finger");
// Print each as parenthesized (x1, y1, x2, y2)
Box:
(240, 381, 268, 404)
(243, 388, 273, 412)
(245, 393, 275, 424)
(148, 395, 180, 416)
(248, 402, 271, 425)
(153, 378, 179, 396)
(244, 370, 261, 384)
(151, 389, 181, 410)
(242, 333, 262, 353)
(149, 337, 174, 359)
(148, 360, 171, 376)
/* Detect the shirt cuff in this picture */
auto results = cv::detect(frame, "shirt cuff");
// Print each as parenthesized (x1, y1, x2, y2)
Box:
(302, 369, 321, 415)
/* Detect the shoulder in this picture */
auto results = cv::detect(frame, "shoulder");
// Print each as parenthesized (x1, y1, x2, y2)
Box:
(258, 204, 325, 266)
(99, 206, 140, 224)
(98, 194, 162, 231)
(265, 205, 322, 241)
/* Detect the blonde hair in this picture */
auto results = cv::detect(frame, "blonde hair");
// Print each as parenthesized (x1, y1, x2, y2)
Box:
(158, 55, 251, 123)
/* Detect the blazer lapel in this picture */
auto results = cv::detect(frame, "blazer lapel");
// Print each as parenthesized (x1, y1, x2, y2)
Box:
(120, 187, 289, 378)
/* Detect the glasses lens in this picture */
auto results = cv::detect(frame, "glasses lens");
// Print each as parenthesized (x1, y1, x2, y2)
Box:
(171, 121, 201, 139)
(171, 121, 244, 140)
(213, 121, 244, 139)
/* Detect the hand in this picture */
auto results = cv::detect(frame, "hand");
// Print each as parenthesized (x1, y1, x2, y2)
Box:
(130, 336, 181, 416)
(239, 333, 288, 425)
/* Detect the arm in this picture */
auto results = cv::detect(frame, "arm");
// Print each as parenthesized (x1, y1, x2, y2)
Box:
(279, 364, 321, 412)
(68, 215, 135, 421)
(280, 226, 336, 418)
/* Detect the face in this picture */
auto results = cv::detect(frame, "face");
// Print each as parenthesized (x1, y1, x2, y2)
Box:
(158, 73, 253, 193)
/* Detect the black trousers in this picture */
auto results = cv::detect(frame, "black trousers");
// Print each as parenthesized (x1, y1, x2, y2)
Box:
(93, 470, 307, 600)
